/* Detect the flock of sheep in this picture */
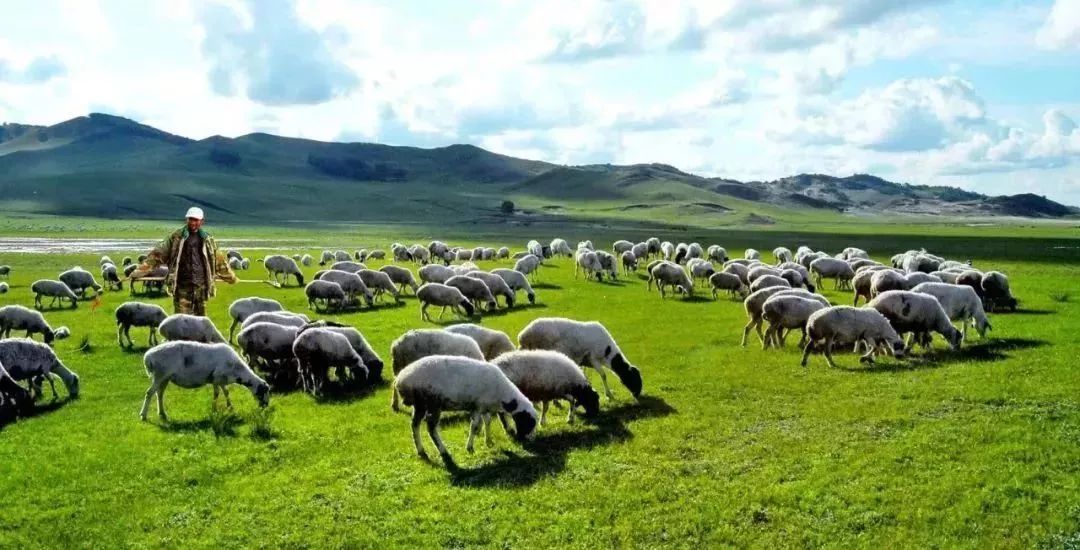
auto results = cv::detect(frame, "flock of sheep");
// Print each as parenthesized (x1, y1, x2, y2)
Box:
(0, 237, 1017, 465)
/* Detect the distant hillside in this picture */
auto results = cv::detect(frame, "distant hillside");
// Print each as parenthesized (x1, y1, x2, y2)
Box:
(0, 113, 1074, 223)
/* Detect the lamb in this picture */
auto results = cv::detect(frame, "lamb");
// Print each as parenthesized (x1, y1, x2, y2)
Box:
(868, 290, 963, 351)
(621, 251, 639, 274)
(240, 311, 310, 330)
(59, 268, 103, 298)
(707, 245, 729, 263)
(115, 302, 168, 348)
(227, 297, 284, 342)
(305, 280, 348, 312)
(749, 274, 791, 293)
(292, 327, 368, 396)
(761, 295, 828, 349)
(358, 269, 402, 303)
(262, 255, 305, 287)
(912, 282, 991, 340)
(236, 322, 299, 378)
(419, 264, 456, 284)
(514, 254, 542, 280)
(650, 262, 694, 298)
(491, 268, 537, 305)
(518, 317, 643, 400)
(742, 288, 827, 346)
(300, 321, 384, 383)
(101, 263, 122, 291)
(416, 283, 477, 321)
(773, 247, 793, 264)
(465, 271, 516, 308)
(0, 305, 68, 345)
(379, 265, 420, 295)
(395, 355, 538, 462)
(496, 247, 510, 259)
(389, 328, 485, 411)
(445, 323, 516, 360)
(140, 341, 269, 421)
(445, 275, 497, 312)
(493, 350, 601, 425)
(709, 272, 749, 299)
(0, 338, 80, 400)
(981, 271, 1016, 311)
(158, 313, 228, 344)
(799, 306, 906, 368)
(810, 257, 855, 290)
(300, 254, 313, 266)
(30, 280, 78, 310)
(317, 270, 375, 307)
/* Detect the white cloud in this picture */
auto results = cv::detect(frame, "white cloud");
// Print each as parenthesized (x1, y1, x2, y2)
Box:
(1036, 0, 1080, 49)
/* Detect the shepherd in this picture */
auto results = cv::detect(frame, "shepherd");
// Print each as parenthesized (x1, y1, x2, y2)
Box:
(129, 207, 238, 315)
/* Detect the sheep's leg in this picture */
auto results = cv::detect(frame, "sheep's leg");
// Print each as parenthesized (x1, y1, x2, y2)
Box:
(156, 382, 169, 420)
(425, 411, 449, 460)
(540, 400, 549, 426)
(116, 324, 125, 347)
(411, 406, 427, 459)
(221, 385, 233, 409)
(45, 374, 60, 400)
(483, 414, 494, 446)
(823, 336, 838, 368)
(754, 317, 766, 345)
(859, 341, 878, 364)
(590, 358, 615, 400)
(437, 306, 447, 320)
(390, 381, 402, 412)
(466, 412, 483, 453)
(148, 327, 157, 346)
(420, 303, 429, 321)
(566, 398, 576, 423)
(140, 379, 162, 420)
(741, 318, 756, 347)
(761, 325, 773, 350)
(799, 338, 815, 367)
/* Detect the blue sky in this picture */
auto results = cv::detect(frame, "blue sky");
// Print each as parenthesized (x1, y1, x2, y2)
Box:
(2, 0, 1080, 204)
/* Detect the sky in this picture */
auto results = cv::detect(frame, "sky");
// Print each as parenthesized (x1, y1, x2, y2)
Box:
(2, 0, 1080, 204)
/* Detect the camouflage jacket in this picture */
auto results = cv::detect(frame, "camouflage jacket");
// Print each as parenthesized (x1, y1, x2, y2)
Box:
(137, 227, 237, 297)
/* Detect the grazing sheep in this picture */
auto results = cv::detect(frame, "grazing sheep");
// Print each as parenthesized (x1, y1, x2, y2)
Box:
(493, 350, 601, 425)
(903, 253, 941, 274)
(455, 248, 473, 262)
(868, 290, 963, 350)
(621, 251, 639, 274)
(761, 295, 827, 349)
(0, 282, 7, 294)
(870, 269, 909, 297)
(158, 313, 227, 344)
(631, 242, 649, 260)
(780, 268, 815, 292)
(575, 251, 605, 281)
(115, 302, 168, 348)
(240, 311, 310, 330)
(419, 264, 456, 284)
(300, 254, 313, 266)
(955, 270, 985, 299)
(709, 272, 749, 299)
(317, 270, 375, 307)
(674, 243, 690, 264)
(237, 322, 299, 377)
(518, 317, 643, 400)
(800, 306, 906, 368)
(465, 271, 516, 308)
(59, 268, 103, 298)
(840, 247, 869, 260)
(395, 355, 538, 461)
(848, 258, 880, 272)
(140, 341, 269, 421)
(318, 251, 334, 266)
(747, 266, 782, 283)
(305, 280, 348, 312)
(226, 250, 243, 262)
(548, 239, 571, 258)
(773, 247, 793, 264)
(409, 245, 431, 264)
(912, 282, 991, 340)
(0, 265, 11, 280)
(416, 283, 476, 322)
(300, 321, 384, 383)
(262, 255, 305, 287)
(330, 260, 367, 273)
(526, 240, 545, 260)
(101, 263, 122, 291)
(358, 269, 401, 303)
(333, 250, 352, 263)
(228, 257, 243, 271)
(650, 262, 694, 298)
(445, 323, 516, 361)
(491, 268, 537, 305)
(292, 327, 368, 396)
(744, 248, 761, 261)
(366, 249, 386, 261)
(496, 247, 510, 259)
(742, 288, 827, 346)
(707, 245, 729, 263)
(240, 258, 250, 270)
(445, 275, 497, 312)
(798, 251, 826, 270)
(514, 254, 542, 280)
(594, 250, 618, 280)
(981, 271, 1016, 311)
(810, 257, 855, 290)
(389, 328, 485, 411)
(722, 263, 750, 285)
(31, 280, 78, 309)
(379, 265, 420, 295)
(0, 338, 80, 400)
(613, 240, 634, 255)
(853, 266, 898, 305)
(646, 237, 661, 258)
(687, 259, 716, 281)
(750, 274, 791, 293)
(227, 297, 284, 342)
(0, 305, 67, 344)
(99, 255, 114, 267)
(123, 263, 139, 278)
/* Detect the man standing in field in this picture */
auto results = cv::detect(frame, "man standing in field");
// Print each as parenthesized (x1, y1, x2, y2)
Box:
(130, 207, 237, 315)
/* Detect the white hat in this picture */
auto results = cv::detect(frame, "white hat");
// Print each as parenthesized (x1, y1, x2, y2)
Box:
(185, 207, 204, 220)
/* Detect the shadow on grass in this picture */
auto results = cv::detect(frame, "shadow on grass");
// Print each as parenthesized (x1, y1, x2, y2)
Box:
(838, 337, 1050, 372)
(1008, 308, 1055, 316)
(313, 380, 381, 404)
(1, 398, 72, 431)
(532, 282, 562, 290)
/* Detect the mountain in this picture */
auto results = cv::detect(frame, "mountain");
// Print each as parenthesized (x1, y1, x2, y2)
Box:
(0, 113, 1074, 223)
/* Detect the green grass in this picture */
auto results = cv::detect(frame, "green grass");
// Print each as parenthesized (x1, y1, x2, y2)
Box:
(1, 227, 1079, 547)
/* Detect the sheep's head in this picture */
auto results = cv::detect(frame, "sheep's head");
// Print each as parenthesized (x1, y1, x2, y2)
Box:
(503, 399, 537, 442)
(253, 381, 271, 408)
(945, 326, 963, 350)
(887, 337, 906, 359)
(610, 352, 643, 398)
(527, 292, 536, 305)
(486, 299, 498, 312)
(570, 384, 601, 417)
(460, 300, 476, 317)
(365, 358, 384, 383)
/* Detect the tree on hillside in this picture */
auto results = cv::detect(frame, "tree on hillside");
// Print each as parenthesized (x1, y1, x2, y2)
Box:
(500, 200, 514, 214)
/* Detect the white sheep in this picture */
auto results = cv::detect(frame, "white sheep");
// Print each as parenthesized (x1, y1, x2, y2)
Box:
(300, 254, 313, 266)
(491, 268, 537, 305)
(380, 265, 420, 294)
(30, 280, 79, 310)
(292, 327, 368, 396)
(240, 311, 310, 330)
(317, 270, 375, 307)
(262, 255, 306, 287)
(330, 260, 367, 273)
(59, 268, 102, 298)
(548, 239, 572, 258)
(306, 280, 348, 312)
(722, 263, 750, 285)
(0, 305, 67, 344)
(660, 241, 675, 260)
(395, 355, 538, 462)
(101, 263, 122, 291)
(228, 257, 243, 271)
(868, 290, 963, 350)
(0, 338, 80, 400)
(744, 248, 761, 261)
(742, 288, 826, 346)
(621, 251, 639, 274)
(747, 265, 781, 282)
(575, 251, 605, 281)
(158, 313, 228, 344)
(912, 282, 991, 340)
(416, 283, 476, 321)
(493, 350, 601, 425)
(761, 295, 828, 349)
(800, 306, 906, 368)
(445, 275, 497, 311)
(687, 259, 716, 282)
(419, 264, 456, 284)
(810, 257, 855, 290)
(496, 247, 510, 259)
(140, 341, 269, 421)
(301, 321, 384, 383)
(650, 262, 694, 298)
(465, 271, 516, 308)
(359, 269, 401, 303)
(646, 237, 661, 258)
(870, 269, 909, 297)
(930, 270, 961, 284)
(612, 240, 634, 255)
(115, 302, 168, 348)
(227, 297, 284, 342)
(981, 271, 1016, 311)
(514, 254, 542, 280)
(773, 247, 793, 264)
(674, 243, 690, 263)
(410, 245, 432, 264)
(707, 245, 729, 263)
(595, 250, 619, 280)
(631, 242, 649, 261)
(840, 247, 869, 260)
(389, 328, 485, 411)
(749, 274, 791, 294)
(444, 323, 516, 360)
(518, 317, 642, 400)
(709, 272, 749, 299)
(236, 322, 299, 377)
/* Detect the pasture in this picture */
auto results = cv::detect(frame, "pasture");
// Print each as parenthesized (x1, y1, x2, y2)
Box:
(0, 224, 1078, 547)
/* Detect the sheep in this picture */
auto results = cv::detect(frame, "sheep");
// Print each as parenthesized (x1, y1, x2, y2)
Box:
(419, 264, 456, 284)
(868, 290, 963, 351)
(445, 323, 516, 361)
(870, 269, 909, 297)
(317, 270, 375, 307)
(686, 242, 704, 260)
(646, 237, 661, 258)
(747, 266, 782, 282)
(853, 266, 899, 305)
(707, 245, 729, 263)
(0, 265, 11, 280)
(300, 321, 384, 383)
(240, 258, 250, 270)
(333, 250, 352, 263)
(0, 305, 61, 345)
(810, 257, 855, 290)
(577, 240, 595, 251)
(0, 338, 80, 400)
(955, 269, 985, 299)
(455, 248, 473, 262)
(596, 250, 619, 280)
(389, 328, 485, 411)
(525, 240, 544, 260)
(395, 355, 538, 461)
(575, 251, 605, 281)
(773, 247, 793, 264)
(798, 251, 826, 270)
(749, 274, 791, 293)
(469, 247, 485, 262)
(722, 263, 750, 285)
(761, 295, 828, 349)
(496, 247, 510, 259)
(518, 317, 642, 400)
(621, 251, 639, 274)
(650, 262, 694, 298)
(317, 251, 334, 266)
(262, 255, 305, 287)
(378, 265, 420, 295)
(0, 282, 7, 294)
(300, 254, 313, 266)
(330, 260, 367, 273)
(115, 302, 168, 348)
(848, 258, 880, 272)
(840, 247, 869, 260)
(744, 248, 761, 261)
(799, 306, 906, 368)
(101, 263, 122, 291)
(687, 259, 716, 282)
(631, 242, 649, 261)
(409, 245, 431, 264)
(367, 249, 387, 261)
(59, 268, 102, 298)
(903, 254, 941, 274)
(514, 254, 542, 280)
(912, 282, 992, 340)
(491, 268, 537, 305)
(930, 270, 961, 284)
(493, 350, 601, 425)
(660, 241, 675, 260)
(416, 283, 476, 322)
(358, 269, 401, 303)
(465, 271, 516, 308)
(99, 255, 114, 267)
(228, 257, 243, 271)
(292, 327, 368, 396)
(306, 280, 348, 312)
(140, 341, 269, 421)
(613, 240, 634, 255)
(939, 260, 972, 271)
(780, 268, 815, 292)
(674, 243, 690, 264)
(236, 322, 299, 379)
(157, 313, 227, 344)
(240, 311, 310, 330)
(227, 297, 284, 342)
(123, 263, 139, 278)
(709, 272, 749, 299)
(981, 271, 1016, 312)
(742, 288, 827, 346)
(31, 280, 79, 309)
(445, 275, 497, 312)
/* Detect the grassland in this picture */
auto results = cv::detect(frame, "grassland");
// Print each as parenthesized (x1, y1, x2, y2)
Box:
(1, 221, 1079, 547)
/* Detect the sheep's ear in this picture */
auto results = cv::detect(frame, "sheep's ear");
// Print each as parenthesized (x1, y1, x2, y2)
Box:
(502, 399, 517, 412)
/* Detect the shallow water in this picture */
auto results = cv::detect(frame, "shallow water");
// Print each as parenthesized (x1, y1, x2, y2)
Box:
(0, 237, 311, 254)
